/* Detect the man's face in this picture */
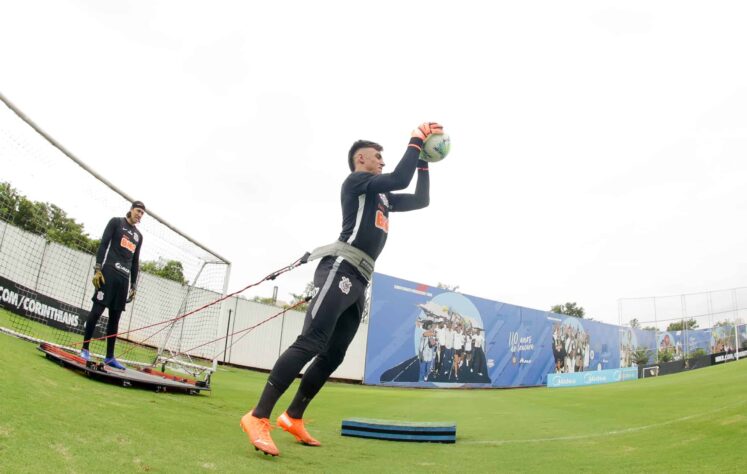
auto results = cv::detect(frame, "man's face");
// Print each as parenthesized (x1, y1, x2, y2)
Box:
(130, 207, 145, 224)
(356, 147, 385, 175)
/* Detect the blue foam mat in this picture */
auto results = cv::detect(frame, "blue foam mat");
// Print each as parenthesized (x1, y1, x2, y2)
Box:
(341, 418, 456, 443)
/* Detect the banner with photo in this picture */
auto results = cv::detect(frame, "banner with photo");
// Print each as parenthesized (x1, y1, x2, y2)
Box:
(710, 325, 738, 353)
(686, 328, 712, 355)
(619, 327, 657, 368)
(364, 273, 624, 388)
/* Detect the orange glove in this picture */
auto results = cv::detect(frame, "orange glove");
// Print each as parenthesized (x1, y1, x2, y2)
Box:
(411, 122, 444, 141)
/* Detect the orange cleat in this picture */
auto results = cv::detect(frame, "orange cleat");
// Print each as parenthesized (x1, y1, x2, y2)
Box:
(276, 411, 321, 446)
(240, 410, 279, 456)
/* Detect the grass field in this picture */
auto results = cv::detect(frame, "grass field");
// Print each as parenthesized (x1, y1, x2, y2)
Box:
(0, 309, 212, 373)
(1, 330, 746, 473)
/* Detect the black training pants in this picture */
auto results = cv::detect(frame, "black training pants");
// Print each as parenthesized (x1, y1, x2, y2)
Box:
(268, 256, 367, 395)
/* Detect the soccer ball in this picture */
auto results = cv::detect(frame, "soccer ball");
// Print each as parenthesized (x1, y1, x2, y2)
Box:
(420, 133, 451, 163)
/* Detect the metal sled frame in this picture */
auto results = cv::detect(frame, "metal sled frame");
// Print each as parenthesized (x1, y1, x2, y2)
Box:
(38, 343, 209, 394)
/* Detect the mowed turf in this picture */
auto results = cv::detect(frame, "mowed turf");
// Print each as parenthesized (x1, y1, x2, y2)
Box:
(1, 331, 746, 473)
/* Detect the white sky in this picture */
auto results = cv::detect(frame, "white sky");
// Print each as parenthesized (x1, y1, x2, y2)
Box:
(2, 1, 747, 325)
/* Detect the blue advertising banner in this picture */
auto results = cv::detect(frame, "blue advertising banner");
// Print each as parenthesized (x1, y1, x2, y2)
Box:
(619, 327, 656, 368)
(686, 328, 712, 355)
(547, 367, 638, 388)
(711, 325, 738, 353)
(364, 273, 624, 388)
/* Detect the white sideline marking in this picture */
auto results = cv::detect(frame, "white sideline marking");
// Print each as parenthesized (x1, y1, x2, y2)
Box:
(462, 400, 746, 446)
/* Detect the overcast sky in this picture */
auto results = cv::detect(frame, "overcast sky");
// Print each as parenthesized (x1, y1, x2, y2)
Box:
(2, 1, 747, 326)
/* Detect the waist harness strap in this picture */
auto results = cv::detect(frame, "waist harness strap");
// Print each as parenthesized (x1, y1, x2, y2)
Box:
(302, 241, 375, 281)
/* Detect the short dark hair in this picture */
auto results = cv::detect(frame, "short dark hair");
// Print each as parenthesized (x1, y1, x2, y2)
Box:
(348, 140, 383, 171)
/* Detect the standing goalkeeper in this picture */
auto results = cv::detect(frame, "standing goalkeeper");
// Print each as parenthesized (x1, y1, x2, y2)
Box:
(80, 201, 145, 370)
(241, 123, 442, 456)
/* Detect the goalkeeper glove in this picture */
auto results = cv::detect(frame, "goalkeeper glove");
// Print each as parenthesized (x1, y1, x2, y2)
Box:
(127, 287, 136, 303)
(411, 122, 443, 141)
(92, 264, 105, 289)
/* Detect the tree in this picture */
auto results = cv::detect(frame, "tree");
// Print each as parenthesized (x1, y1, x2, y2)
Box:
(550, 302, 585, 318)
(632, 347, 651, 366)
(658, 349, 674, 363)
(713, 320, 733, 328)
(687, 348, 707, 359)
(0, 182, 20, 218)
(1, 181, 98, 253)
(2, 181, 191, 285)
(666, 319, 698, 331)
(46, 204, 99, 253)
(252, 296, 277, 305)
(288, 281, 316, 313)
(629, 318, 640, 329)
(140, 259, 188, 285)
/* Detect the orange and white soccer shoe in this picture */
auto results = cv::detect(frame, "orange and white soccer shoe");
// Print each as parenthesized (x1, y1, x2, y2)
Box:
(240, 410, 279, 456)
(276, 411, 321, 446)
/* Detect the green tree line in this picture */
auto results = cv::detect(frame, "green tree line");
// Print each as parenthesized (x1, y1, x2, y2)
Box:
(1, 181, 100, 253)
(1, 181, 186, 284)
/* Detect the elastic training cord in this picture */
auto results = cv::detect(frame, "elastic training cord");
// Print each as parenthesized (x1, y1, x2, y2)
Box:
(181, 296, 311, 359)
(75, 254, 307, 348)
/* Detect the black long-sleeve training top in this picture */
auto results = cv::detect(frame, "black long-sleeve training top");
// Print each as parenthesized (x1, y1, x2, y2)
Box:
(95, 217, 143, 287)
(338, 137, 430, 261)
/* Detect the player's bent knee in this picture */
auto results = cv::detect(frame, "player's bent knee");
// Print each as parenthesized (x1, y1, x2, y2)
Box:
(291, 335, 328, 356)
(319, 349, 346, 371)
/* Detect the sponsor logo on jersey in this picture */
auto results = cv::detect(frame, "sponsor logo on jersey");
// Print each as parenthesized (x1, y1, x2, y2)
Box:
(379, 193, 389, 209)
(339, 276, 352, 295)
(120, 236, 136, 253)
(115, 262, 131, 275)
(375, 210, 389, 233)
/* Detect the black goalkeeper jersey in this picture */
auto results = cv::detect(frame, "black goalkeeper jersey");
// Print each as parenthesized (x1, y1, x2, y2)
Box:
(95, 217, 143, 285)
(338, 137, 430, 261)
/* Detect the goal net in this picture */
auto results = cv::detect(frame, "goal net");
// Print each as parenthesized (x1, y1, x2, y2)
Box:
(0, 95, 230, 380)
(618, 288, 746, 366)
(641, 366, 659, 378)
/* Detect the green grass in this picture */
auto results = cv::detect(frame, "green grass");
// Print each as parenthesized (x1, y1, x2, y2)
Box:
(1, 330, 746, 473)
(0, 309, 211, 373)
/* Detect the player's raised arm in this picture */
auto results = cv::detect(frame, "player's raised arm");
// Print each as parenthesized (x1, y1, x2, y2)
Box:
(365, 122, 442, 193)
(389, 159, 429, 212)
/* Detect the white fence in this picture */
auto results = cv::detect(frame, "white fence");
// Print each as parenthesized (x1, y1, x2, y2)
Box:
(0, 220, 368, 380)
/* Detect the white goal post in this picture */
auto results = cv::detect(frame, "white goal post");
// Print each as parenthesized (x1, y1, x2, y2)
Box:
(642, 365, 659, 378)
(0, 93, 230, 381)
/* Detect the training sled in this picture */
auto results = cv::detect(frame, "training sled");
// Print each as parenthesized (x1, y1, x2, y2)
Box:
(341, 418, 456, 443)
(38, 343, 209, 395)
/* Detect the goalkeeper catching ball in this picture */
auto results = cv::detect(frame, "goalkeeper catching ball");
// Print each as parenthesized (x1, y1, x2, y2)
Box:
(241, 123, 443, 456)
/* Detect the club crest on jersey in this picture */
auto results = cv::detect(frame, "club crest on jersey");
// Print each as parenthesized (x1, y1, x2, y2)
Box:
(339, 276, 352, 295)
(133, 233, 139, 243)
(96, 291, 104, 301)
